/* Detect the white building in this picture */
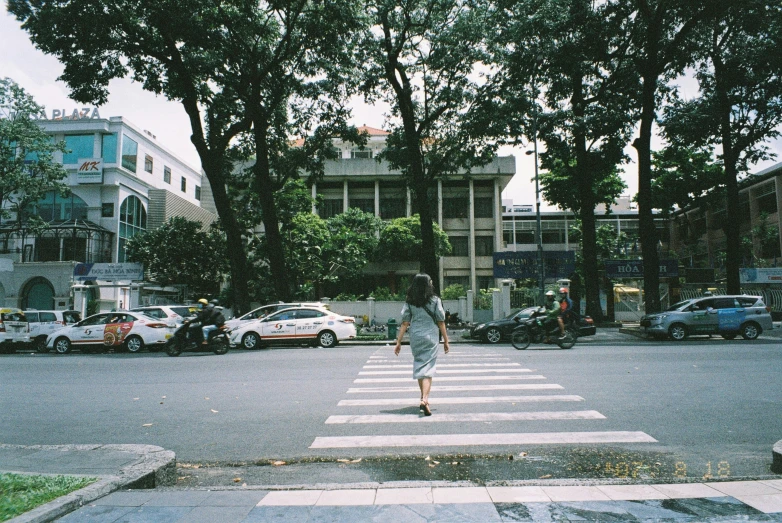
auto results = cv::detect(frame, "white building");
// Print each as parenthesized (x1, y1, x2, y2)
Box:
(0, 113, 215, 311)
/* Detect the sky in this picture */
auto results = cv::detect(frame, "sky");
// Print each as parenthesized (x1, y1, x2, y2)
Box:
(2, 9, 780, 212)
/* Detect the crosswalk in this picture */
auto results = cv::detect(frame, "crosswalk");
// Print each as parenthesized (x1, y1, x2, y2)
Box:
(310, 347, 657, 451)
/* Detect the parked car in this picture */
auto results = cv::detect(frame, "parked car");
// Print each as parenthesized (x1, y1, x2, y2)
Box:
(229, 306, 355, 349)
(130, 305, 198, 324)
(640, 294, 773, 341)
(224, 302, 327, 330)
(45, 311, 176, 354)
(470, 307, 596, 344)
(25, 310, 81, 351)
(0, 308, 30, 354)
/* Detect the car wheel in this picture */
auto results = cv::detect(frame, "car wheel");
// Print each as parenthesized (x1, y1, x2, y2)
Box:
(54, 337, 72, 354)
(740, 322, 761, 340)
(241, 332, 261, 350)
(35, 337, 49, 353)
(484, 327, 502, 344)
(318, 330, 337, 348)
(125, 335, 144, 353)
(668, 323, 688, 341)
(721, 333, 737, 340)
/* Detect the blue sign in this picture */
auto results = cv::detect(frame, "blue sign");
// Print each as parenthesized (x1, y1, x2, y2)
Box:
(605, 259, 679, 279)
(493, 251, 575, 279)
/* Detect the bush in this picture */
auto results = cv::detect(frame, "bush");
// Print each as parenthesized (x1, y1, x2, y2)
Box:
(474, 288, 495, 310)
(440, 284, 467, 300)
(369, 286, 404, 301)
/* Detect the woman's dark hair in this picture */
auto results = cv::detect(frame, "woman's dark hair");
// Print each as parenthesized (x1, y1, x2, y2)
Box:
(406, 273, 436, 307)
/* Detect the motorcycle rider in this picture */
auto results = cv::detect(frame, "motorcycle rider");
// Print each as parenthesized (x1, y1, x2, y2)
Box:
(557, 287, 574, 339)
(184, 298, 210, 344)
(201, 299, 225, 343)
(543, 290, 559, 343)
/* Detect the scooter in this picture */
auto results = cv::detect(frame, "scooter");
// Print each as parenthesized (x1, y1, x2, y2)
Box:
(165, 321, 229, 356)
(511, 308, 577, 350)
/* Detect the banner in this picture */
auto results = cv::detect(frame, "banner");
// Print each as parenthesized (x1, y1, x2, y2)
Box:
(605, 259, 679, 279)
(73, 263, 144, 281)
(493, 251, 575, 279)
(739, 267, 782, 284)
(76, 158, 103, 184)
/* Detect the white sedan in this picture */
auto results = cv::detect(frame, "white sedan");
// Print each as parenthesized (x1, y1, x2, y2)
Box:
(229, 307, 356, 349)
(46, 312, 176, 354)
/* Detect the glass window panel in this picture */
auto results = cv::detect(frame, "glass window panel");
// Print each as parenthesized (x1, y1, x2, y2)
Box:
(443, 197, 469, 219)
(349, 198, 375, 214)
(144, 155, 153, 173)
(121, 135, 138, 172)
(475, 236, 494, 256)
(163, 166, 171, 183)
(63, 134, 94, 164)
(101, 133, 117, 163)
(474, 197, 494, 218)
(448, 236, 469, 257)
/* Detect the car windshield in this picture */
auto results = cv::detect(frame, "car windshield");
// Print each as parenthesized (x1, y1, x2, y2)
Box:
(667, 300, 694, 312)
(1, 311, 26, 321)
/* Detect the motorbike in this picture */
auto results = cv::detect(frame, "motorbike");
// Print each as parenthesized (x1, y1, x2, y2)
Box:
(165, 321, 230, 356)
(511, 308, 577, 350)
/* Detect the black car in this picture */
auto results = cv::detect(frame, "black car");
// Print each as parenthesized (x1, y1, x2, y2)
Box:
(470, 306, 596, 344)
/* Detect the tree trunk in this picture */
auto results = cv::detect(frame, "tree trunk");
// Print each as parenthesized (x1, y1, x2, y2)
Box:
(252, 123, 292, 302)
(634, 73, 661, 314)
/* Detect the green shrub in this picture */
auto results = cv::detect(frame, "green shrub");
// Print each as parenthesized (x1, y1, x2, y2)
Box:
(440, 284, 467, 300)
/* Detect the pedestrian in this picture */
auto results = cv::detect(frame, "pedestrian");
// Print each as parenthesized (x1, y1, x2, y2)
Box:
(394, 273, 450, 416)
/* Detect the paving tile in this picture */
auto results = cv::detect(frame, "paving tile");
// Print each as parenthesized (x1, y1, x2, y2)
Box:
(92, 490, 156, 506)
(651, 483, 726, 499)
(429, 502, 502, 522)
(707, 481, 782, 497)
(244, 505, 312, 522)
(315, 488, 376, 505)
(57, 505, 135, 522)
(555, 501, 638, 522)
(200, 490, 267, 506)
(488, 486, 551, 503)
(432, 486, 492, 504)
(257, 490, 322, 506)
(760, 479, 782, 491)
(107, 505, 194, 522)
(172, 504, 252, 523)
(597, 484, 670, 500)
(732, 493, 782, 514)
(141, 490, 213, 506)
(659, 496, 766, 518)
(540, 486, 612, 502)
(374, 487, 433, 504)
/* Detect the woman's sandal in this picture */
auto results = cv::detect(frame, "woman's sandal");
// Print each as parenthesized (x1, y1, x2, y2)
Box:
(422, 401, 432, 416)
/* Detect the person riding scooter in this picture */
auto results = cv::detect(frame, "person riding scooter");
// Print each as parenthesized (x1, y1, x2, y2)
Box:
(185, 298, 211, 344)
(543, 290, 559, 343)
(558, 287, 574, 339)
(201, 299, 225, 344)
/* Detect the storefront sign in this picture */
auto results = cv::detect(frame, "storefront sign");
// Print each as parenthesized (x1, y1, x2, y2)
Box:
(76, 158, 103, 184)
(493, 251, 575, 279)
(605, 259, 679, 279)
(739, 267, 782, 284)
(1, 107, 101, 121)
(74, 263, 144, 281)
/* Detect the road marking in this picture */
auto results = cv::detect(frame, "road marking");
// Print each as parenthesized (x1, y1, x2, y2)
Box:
(347, 384, 564, 393)
(368, 358, 509, 363)
(363, 363, 522, 369)
(359, 369, 532, 375)
(354, 375, 546, 383)
(325, 410, 606, 424)
(338, 395, 585, 406)
(310, 431, 658, 448)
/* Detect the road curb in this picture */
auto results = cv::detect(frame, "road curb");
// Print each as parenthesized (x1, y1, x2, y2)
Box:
(773, 440, 782, 474)
(5, 444, 175, 523)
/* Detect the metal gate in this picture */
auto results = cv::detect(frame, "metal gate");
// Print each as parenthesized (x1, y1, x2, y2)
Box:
(613, 283, 669, 322)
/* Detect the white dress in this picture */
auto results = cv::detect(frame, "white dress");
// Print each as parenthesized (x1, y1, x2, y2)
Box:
(401, 297, 445, 379)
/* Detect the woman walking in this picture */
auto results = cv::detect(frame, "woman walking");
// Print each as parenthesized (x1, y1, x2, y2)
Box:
(394, 274, 450, 416)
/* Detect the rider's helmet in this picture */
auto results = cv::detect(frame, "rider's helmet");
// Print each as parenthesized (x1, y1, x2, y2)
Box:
(545, 290, 555, 297)
(559, 287, 568, 295)
(209, 299, 219, 306)
(197, 298, 208, 308)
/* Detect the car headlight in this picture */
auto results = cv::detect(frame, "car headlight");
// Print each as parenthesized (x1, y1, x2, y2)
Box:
(474, 324, 485, 330)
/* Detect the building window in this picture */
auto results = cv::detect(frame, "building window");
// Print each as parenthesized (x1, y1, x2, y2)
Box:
(31, 191, 88, 221)
(118, 196, 147, 262)
(63, 134, 94, 164)
(756, 183, 778, 214)
(443, 197, 469, 219)
(101, 133, 117, 163)
(380, 198, 406, 219)
(448, 236, 469, 257)
(121, 135, 138, 172)
(181, 177, 187, 193)
(319, 199, 344, 219)
(474, 197, 494, 218)
(351, 148, 372, 159)
(475, 236, 494, 256)
(101, 203, 114, 218)
(195, 186, 201, 201)
(349, 198, 375, 214)
(144, 155, 153, 173)
(163, 166, 171, 184)
(477, 276, 495, 290)
(542, 230, 564, 244)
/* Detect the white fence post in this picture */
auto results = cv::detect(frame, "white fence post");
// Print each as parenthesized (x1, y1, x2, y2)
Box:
(466, 290, 474, 322)
(492, 289, 502, 320)
(367, 297, 375, 325)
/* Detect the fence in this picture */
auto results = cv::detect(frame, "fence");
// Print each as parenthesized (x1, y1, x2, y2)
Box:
(679, 286, 782, 312)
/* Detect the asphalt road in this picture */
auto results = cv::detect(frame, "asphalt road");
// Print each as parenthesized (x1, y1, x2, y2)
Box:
(1, 338, 780, 485)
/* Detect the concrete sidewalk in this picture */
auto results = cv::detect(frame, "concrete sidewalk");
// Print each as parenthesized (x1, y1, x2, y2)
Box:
(3, 444, 782, 522)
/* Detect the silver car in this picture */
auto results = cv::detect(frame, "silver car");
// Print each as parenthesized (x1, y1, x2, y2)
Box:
(640, 295, 773, 341)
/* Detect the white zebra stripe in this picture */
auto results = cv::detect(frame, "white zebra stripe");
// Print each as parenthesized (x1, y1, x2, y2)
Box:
(347, 384, 564, 393)
(325, 410, 606, 424)
(310, 431, 658, 448)
(337, 395, 584, 406)
(353, 375, 545, 383)
(358, 369, 532, 375)
(363, 363, 522, 369)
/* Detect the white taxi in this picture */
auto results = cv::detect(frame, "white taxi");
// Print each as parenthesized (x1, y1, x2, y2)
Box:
(0, 308, 30, 354)
(229, 307, 356, 349)
(45, 312, 176, 354)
